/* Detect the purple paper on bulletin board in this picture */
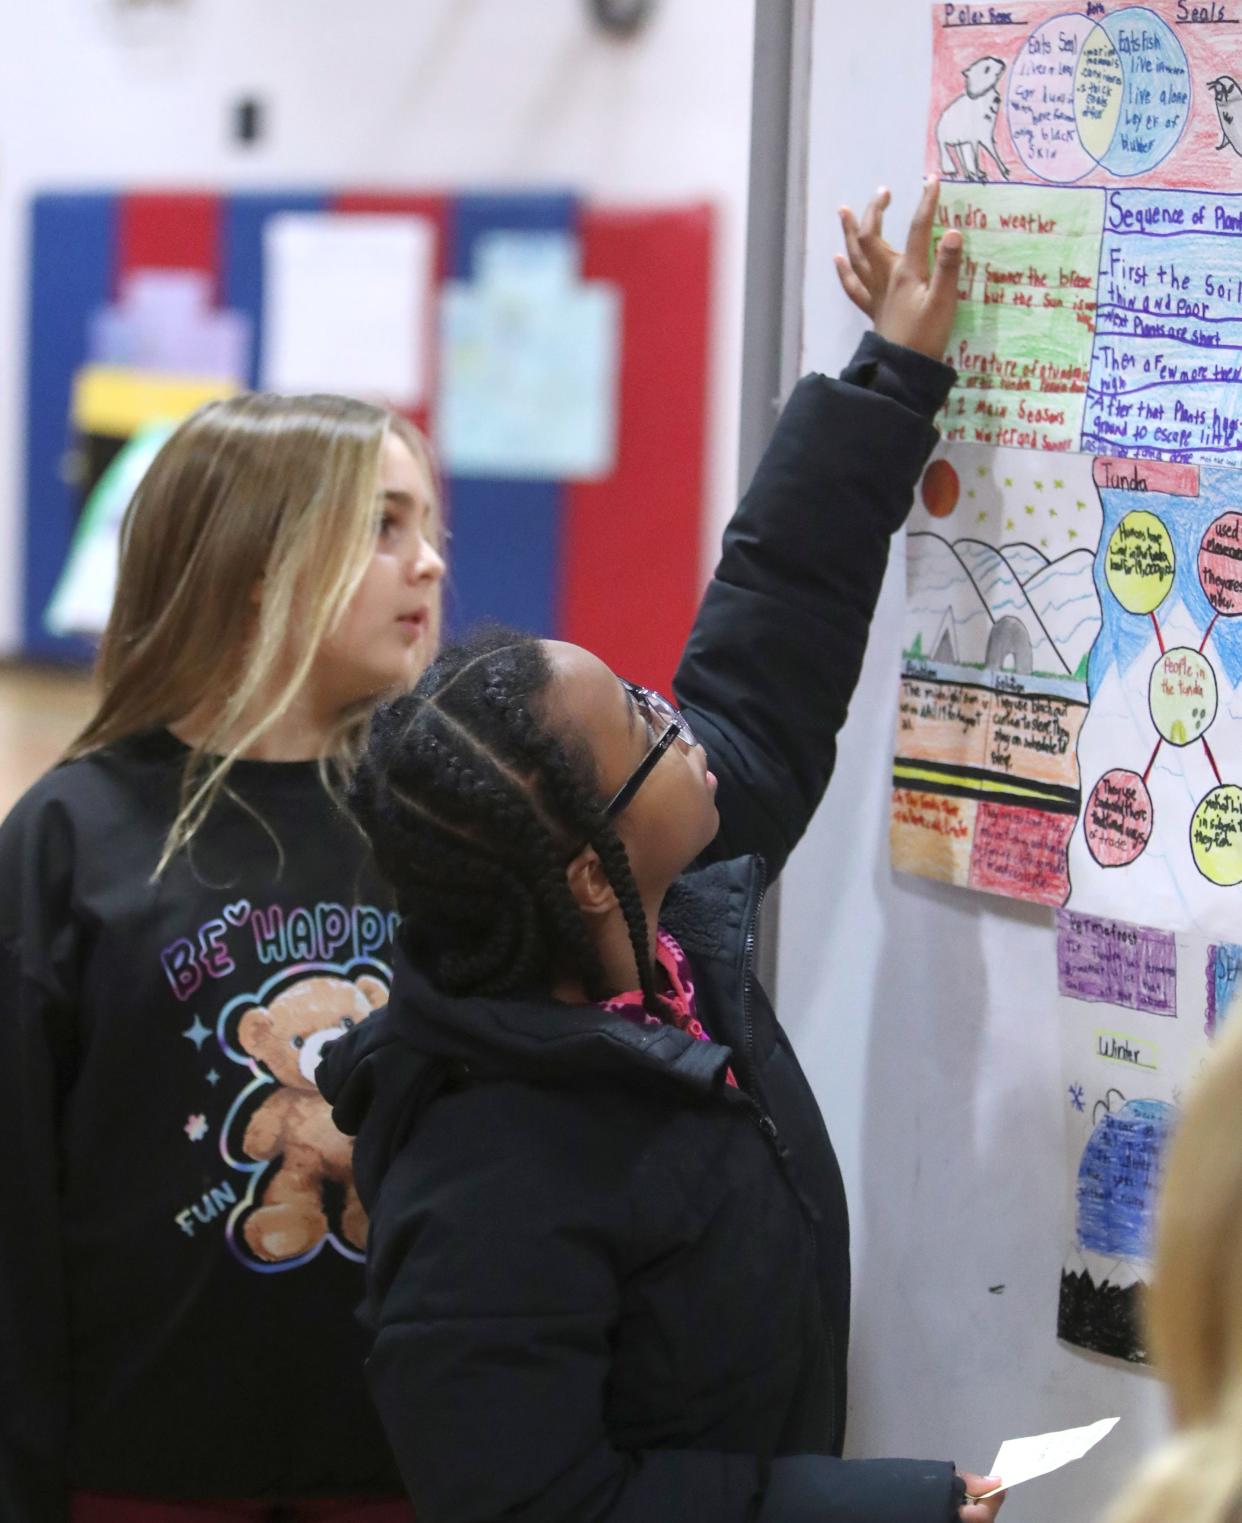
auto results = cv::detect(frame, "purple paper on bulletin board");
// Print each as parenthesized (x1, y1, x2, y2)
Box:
(1056, 911, 1176, 1018)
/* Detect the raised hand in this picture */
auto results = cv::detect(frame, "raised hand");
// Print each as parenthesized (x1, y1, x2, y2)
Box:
(834, 176, 963, 362)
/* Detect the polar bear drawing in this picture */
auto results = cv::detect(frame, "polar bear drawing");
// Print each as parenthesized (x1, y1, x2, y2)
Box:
(936, 56, 1012, 184)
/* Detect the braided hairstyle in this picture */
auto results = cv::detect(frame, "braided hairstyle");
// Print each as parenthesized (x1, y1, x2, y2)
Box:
(349, 627, 660, 1010)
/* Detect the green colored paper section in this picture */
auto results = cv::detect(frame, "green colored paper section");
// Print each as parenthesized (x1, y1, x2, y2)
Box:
(934, 186, 1106, 453)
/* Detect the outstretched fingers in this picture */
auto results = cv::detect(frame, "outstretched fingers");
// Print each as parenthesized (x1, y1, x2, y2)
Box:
(859, 185, 891, 250)
(839, 205, 873, 286)
(905, 175, 942, 265)
(839, 175, 964, 356)
(834, 252, 873, 315)
(929, 227, 964, 303)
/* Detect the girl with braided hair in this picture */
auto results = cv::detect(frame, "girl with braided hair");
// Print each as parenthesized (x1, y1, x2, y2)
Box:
(319, 181, 1005, 1523)
(0, 393, 444, 1522)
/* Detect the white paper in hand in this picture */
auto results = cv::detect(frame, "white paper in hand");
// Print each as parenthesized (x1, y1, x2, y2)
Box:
(973, 1417, 1120, 1500)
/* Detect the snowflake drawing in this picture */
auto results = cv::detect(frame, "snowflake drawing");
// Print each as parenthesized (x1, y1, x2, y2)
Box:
(1068, 1083, 1085, 1113)
(184, 1113, 209, 1142)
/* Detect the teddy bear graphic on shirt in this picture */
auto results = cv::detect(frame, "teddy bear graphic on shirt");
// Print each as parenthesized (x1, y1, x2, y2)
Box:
(226, 972, 387, 1264)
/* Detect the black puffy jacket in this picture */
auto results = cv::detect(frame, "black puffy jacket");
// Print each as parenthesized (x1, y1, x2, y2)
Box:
(320, 337, 966, 1523)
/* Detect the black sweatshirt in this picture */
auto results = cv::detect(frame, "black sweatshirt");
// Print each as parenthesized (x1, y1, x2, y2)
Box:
(319, 335, 966, 1523)
(0, 732, 406, 1520)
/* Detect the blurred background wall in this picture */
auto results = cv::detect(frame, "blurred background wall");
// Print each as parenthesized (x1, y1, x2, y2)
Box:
(0, 0, 756, 657)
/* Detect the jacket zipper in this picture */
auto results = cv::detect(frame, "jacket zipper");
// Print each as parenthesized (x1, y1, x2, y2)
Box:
(738, 853, 837, 1441)
(754, 1109, 790, 1158)
(739, 856, 775, 1135)
(741, 856, 767, 1055)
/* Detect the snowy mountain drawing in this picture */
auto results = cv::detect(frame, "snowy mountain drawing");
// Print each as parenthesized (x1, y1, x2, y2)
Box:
(906, 532, 1099, 679)
(999, 542, 1049, 584)
(1058, 1246, 1149, 1363)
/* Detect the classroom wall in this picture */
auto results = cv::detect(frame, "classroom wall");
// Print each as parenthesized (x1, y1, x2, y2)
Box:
(774, 6, 1169, 1520)
(0, 0, 755, 654)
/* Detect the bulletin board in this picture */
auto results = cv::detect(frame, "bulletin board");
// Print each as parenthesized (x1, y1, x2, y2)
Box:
(22, 189, 713, 696)
(759, 3, 1219, 1518)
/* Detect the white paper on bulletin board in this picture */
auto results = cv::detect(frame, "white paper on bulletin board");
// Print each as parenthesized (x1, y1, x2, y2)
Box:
(261, 212, 435, 407)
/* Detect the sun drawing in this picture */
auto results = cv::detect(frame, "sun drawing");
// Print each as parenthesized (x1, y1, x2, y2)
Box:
(921, 458, 960, 518)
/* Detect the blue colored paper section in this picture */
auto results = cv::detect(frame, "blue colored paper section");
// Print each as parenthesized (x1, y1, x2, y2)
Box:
(439, 229, 619, 480)
(24, 194, 116, 662)
(1075, 1096, 1174, 1258)
(441, 194, 578, 640)
(1209, 941, 1242, 1032)
(1085, 189, 1242, 461)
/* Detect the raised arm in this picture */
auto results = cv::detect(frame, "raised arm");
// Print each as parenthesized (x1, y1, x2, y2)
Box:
(675, 180, 962, 878)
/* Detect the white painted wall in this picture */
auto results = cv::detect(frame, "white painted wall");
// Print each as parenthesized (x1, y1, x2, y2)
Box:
(0, 0, 756, 652)
(775, 4, 1169, 1519)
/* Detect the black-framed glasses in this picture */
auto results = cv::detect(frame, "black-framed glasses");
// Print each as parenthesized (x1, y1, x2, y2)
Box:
(604, 682, 698, 819)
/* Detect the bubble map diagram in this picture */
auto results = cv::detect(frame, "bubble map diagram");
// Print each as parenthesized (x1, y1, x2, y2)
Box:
(1085, 491, 1242, 889)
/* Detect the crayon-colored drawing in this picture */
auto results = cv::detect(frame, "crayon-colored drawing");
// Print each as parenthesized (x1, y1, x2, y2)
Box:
(894, 444, 1099, 907)
(1209, 77, 1242, 159)
(1077, 1091, 1172, 1258)
(936, 56, 1011, 184)
(919, 0, 1232, 1361)
(1058, 1088, 1174, 1363)
(1056, 912, 1176, 1017)
(1206, 941, 1242, 1033)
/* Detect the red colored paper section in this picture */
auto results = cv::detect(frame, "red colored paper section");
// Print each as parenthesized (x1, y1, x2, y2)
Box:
(563, 205, 713, 695)
(1092, 457, 1199, 498)
(116, 193, 222, 298)
(969, 802, 1074, 906)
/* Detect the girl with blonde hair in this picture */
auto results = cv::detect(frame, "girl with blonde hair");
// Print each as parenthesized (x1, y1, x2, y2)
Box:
(1103, 1013, 1242, 1523)
(0, 392, 444, 1523)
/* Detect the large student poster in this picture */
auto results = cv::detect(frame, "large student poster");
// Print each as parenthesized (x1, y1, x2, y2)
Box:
(895, 1, 1242, 938)
(892, 2, 1242, 1362)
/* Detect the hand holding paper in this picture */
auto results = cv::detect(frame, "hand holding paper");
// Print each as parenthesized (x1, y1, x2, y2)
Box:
(957, 1471, 1004, 1522)
(968, 1417, 1120, 1502)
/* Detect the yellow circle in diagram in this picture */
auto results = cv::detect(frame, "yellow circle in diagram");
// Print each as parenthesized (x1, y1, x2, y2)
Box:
(1149, 647, 1218, 746)
(1191, 785, 1242, 887)
(1105, 511, 1175, 614)
(1075, 26, 1124, 161)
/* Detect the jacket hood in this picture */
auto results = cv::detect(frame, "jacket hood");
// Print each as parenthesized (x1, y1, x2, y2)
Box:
(317, 855, 763, 1206)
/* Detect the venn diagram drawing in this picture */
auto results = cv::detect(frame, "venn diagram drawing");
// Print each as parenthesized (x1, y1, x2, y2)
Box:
(937, 7, 1193, 185)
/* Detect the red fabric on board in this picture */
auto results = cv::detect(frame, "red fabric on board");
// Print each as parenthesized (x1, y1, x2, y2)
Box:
(116, 194, 222, 299)
(564, 205, 713, 696)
